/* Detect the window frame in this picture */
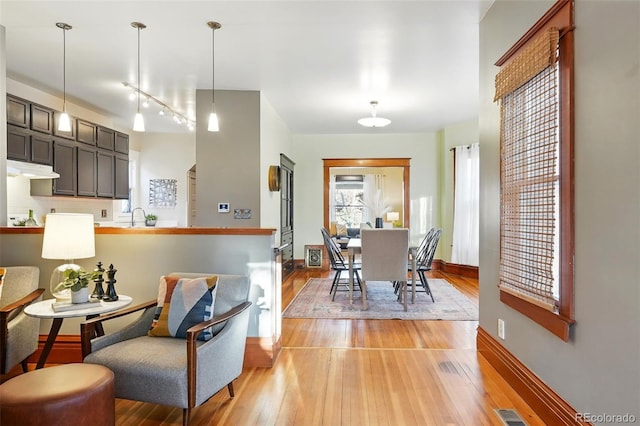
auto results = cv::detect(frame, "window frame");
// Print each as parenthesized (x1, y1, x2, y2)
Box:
(495, 0, 575, 341)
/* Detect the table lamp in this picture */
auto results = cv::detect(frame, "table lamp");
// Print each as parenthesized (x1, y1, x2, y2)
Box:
(386, 211, 400, 223)
(42, 213, 95, 300)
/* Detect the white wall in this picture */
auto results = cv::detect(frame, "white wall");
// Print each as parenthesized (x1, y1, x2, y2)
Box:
(292, 133, 441, 260)
(135, 132, 195, 227)
(480, 0, 640, 417)
(259, 93, 293, 242)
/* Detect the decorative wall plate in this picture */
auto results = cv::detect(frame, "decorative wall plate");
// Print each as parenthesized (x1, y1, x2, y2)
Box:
(305, 245, 323, 268)
(268, 165, 281, 191)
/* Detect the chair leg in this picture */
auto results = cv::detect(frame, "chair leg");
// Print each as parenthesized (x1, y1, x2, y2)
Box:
(183, 407, 190, 426)
(419, 270, 435, 302)
(20, 358, 29, 373)
(228, 382, 235, 398)
(331, 272, 340, 300)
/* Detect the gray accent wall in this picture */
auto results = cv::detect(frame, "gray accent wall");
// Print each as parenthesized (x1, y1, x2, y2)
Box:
(196, 90, 261, 227)
(480, 0, 640, 419)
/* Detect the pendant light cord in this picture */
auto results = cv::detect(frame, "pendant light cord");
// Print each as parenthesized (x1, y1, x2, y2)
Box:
(212, 23, 215, 108)
(62, 27, 66, 110)
(137, 25, 141, 114)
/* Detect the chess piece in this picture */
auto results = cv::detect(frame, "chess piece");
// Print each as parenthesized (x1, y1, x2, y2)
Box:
(103, 264, 119, 302)
(91, 261, 105, 300)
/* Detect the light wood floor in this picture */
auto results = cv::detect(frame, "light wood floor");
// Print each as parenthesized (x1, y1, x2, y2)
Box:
(112, 269, 544, 425)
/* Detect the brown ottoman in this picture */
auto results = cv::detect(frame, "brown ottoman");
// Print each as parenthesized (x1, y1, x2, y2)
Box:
(0, 363, 115, 426)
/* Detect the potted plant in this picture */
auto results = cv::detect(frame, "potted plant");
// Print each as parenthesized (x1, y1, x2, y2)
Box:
(145, 214, 157, 227)
(54, 268, 102, 303)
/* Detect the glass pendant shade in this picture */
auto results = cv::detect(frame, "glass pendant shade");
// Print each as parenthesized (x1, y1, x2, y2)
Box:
(42, 213, 95, 300)
(208, 111, 219, 132)
(133, 112, 145, 132)
(58, 110, 72, 132)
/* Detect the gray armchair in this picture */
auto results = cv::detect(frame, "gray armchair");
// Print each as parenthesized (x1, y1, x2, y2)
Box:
(80, 273, 251, 426)
(0, 266, 44, 376)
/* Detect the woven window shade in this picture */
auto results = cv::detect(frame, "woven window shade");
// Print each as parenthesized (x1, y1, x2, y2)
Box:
(494, 28, 559, 101)
(497, 47, 559, 312)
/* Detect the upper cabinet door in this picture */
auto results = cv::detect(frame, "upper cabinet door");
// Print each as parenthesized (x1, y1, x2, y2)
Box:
(7, 96, 30, 128)
(114, 132, 129, 154)
(97, 126, 115, 150)
(31, 104, 53, 134)
(77, 120, 97, 145)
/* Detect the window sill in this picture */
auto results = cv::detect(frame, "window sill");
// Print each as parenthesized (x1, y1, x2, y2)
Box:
(500, 290, 575, 341)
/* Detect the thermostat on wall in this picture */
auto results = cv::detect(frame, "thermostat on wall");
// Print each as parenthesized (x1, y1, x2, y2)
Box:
(218, 203, 230, 213)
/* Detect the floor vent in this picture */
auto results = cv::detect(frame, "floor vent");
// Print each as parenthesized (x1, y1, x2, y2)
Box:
(494, 409, 527, 426)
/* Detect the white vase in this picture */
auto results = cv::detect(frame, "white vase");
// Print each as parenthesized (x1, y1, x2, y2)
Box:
(71, 287, 90, 304)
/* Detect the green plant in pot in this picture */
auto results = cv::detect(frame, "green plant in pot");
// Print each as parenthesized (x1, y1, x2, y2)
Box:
(145, 214, 157, 227)
(54, 268, 102, 303)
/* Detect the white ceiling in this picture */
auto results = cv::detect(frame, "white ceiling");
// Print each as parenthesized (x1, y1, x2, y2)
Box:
(1, 1, 493, 134)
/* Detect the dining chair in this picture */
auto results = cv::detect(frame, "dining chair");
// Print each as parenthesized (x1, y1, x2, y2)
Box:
(394, 228, 436, 297)
(321, 228, 361, 299)
(407, 228, 442, 302)
(360, 228, 409, 310)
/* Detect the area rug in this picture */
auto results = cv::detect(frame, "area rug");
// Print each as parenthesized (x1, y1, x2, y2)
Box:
(283, 278, 478, 320)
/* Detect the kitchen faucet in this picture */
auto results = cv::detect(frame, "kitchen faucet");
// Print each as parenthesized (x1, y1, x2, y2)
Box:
(131, 207, 146, 227)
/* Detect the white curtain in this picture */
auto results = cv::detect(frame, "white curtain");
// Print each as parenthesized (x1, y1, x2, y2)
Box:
(329, 173, 336, 222)
(451, 143, 479, 266)
(362, 174, 385, 223)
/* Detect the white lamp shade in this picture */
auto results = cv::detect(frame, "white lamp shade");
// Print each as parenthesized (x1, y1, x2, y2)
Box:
(58, 112, 72, 132)
(208, 112, 219, 132)
(42, 213, 95, 260)
(133, 112, 145, 132)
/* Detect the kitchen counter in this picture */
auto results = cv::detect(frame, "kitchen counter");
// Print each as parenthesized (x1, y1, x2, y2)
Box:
(0, 226, 275, 236)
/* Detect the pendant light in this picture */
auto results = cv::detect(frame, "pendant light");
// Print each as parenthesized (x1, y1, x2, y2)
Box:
(56, 23, 72, 132)
(207, 21, 221, 132)
(358, 101, 391, 128)
(131, 22, 146, 132)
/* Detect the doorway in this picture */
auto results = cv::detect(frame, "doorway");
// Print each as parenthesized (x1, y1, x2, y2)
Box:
(323, 158, 410, 231)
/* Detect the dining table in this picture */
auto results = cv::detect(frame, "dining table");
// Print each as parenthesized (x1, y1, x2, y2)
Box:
(346, 238, 418, 310)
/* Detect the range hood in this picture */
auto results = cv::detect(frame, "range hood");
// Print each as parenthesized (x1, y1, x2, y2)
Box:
(6, 160, 60, 179)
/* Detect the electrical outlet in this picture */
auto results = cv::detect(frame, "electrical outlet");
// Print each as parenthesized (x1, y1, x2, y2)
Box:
(101, 209, 107, 218)
(498, 318, 506, 340)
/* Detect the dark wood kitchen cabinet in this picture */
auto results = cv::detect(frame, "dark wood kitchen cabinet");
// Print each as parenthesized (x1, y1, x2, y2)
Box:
(7, 125, 53, 165)
(7, 127, 30, 161)
(114, 154, 129, 199)
(7, 94, 129, 199)
(52, 139, 77, 196)
(77, 145, 97, 197)
(97, 127, 115, 150)
(97, 150, 115, 198)
(31, 104, 53, 134)
(77, 119, 97, 145)
(114, 132, 129, 154)
(30, 134, 53, 165)
(6, 96, 29, 128)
